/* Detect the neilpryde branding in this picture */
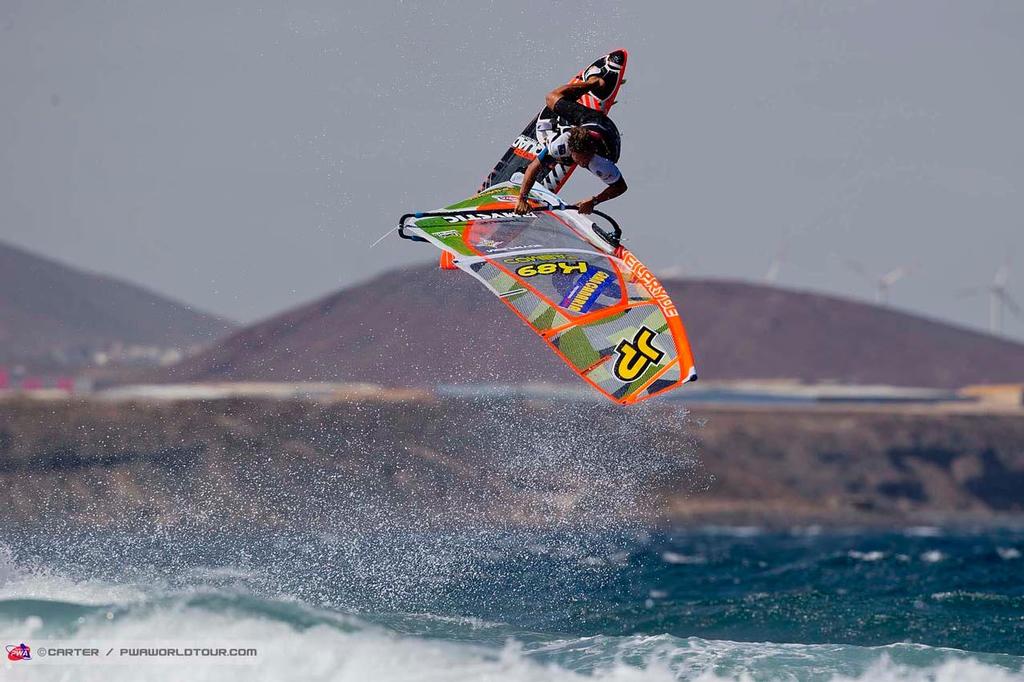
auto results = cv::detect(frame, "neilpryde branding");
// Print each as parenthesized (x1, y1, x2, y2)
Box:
(6, 643, 31, 661)
(619, 250, 678, 317)
(442, 211, 531, 223)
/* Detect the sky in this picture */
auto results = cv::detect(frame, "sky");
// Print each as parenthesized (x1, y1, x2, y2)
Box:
(2, 1, 1023, 340)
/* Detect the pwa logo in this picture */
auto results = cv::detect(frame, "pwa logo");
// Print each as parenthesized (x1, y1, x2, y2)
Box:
(613, 326, 664, 382)
(6, 643, 31, 661)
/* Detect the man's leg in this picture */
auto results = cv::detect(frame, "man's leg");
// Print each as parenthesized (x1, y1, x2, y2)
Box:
(544, 76, 604, 111)
(550, 97, 606, 128)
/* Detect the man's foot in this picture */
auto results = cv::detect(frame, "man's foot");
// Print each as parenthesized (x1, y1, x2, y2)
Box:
(581, 53, 623, 101)
(536, 116, 557, 144)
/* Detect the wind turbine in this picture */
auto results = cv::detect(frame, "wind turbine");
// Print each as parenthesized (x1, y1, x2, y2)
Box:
(657, 264, 689, 279)
(842, 258, 913, 305)
(764, 248, 786, 283)
(959, 263, 1024, 335)
(658, 256, 703, 280)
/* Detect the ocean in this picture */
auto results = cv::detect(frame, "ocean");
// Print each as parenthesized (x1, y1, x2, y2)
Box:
(1, 525, 1022, 681)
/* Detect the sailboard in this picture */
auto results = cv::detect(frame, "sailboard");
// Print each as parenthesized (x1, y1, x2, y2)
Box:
(398, 181, 697, 404)
(481, 49, 628, 193)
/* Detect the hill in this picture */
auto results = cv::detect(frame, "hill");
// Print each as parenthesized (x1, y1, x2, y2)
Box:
(165, 263, 1024, 388)
(0, 240, 234, 370)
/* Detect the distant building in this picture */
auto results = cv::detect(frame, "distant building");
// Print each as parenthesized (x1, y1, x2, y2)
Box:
(0, 366, 80, 396)
(960, 384, 1024, 407)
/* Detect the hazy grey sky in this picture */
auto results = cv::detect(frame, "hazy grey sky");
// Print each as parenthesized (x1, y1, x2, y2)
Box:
(2, 1, 1022, 340)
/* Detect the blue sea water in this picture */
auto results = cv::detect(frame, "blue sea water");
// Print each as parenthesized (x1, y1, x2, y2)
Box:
(1, 526, 1022, 680)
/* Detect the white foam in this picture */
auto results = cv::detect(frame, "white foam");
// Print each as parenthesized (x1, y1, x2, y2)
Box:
(0, 565, 146, 606)
(848, 550, 886, 562)
(662, 552, 708, 565)
(829, 656, 1024, 682)
(400, 612, 502, 631)
(931, 591, 1009, 603)
(1, 606, 1021, 682)
(0, 608, 680, 682)
(0, 552, 1021, 682)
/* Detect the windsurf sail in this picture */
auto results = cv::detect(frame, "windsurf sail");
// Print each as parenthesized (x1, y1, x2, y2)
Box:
(398, 182, 697, 404)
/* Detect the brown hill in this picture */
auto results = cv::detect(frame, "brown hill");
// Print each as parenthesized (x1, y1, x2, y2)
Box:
(0, 240, 234, 369)
(165, 263, 1024, 389)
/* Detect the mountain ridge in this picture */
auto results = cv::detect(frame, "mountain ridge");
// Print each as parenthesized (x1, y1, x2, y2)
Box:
(0, 239, 235, 369)
(163, 263, 1024, 388)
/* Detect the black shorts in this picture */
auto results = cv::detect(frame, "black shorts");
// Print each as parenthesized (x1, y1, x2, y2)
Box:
(551, 98, 621, 162)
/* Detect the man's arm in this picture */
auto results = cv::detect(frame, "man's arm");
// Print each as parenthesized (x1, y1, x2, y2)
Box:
(515, 157, 545, 214)
(545, 76, 604, 110)
(576, 177, 627, 215)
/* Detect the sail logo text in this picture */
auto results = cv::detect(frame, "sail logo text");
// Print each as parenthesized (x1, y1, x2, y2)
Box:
(613, 326, 665, 382)
(620, 250, 678, 317)
(443, 212, 530, 223)
(515, 261, 588, 278)
(565, 270, 611, 312)
(503, 253, 570, 263)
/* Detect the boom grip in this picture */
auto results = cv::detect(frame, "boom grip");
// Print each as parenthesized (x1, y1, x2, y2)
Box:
(565, 205, 622, 248)
(590, 208, 622, 243)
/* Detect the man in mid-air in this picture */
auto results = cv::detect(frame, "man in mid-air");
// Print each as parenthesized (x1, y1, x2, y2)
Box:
(514, 75, 628, 216)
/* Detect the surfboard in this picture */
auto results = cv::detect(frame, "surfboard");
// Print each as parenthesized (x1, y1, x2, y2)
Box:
(479, 49, 628, 194)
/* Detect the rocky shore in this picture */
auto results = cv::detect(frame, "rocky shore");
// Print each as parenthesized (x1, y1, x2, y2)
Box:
(2, 396, 1022, 529)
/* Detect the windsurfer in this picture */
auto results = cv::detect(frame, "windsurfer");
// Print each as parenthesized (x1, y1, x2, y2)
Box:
(515, 76, 628, 216)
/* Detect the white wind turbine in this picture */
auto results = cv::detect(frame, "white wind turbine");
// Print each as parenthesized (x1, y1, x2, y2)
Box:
(959, 263, 1024, 335)
(842, 258, 913, 305)
(764, 248, 786, 283)
(658, 256, 703, 280)
(657, 264, 689, 279)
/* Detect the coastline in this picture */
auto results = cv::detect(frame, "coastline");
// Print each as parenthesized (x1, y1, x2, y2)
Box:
(2, 395, 1022, 529)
